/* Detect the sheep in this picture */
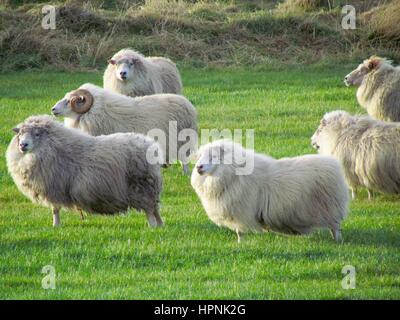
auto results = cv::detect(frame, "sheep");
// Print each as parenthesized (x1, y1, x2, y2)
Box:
(51, 83, 198, 174)
(344, 56, 400, 122)
(312, 110, 400, 200)
(6, 115, 164, 227)
(191, 140, 349, 243)
(103, 48, 183, 97)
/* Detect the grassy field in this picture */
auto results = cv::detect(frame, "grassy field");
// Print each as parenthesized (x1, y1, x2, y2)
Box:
(0, 67, 399, 299)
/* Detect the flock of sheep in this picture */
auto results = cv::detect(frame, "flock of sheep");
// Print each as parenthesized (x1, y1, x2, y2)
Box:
(6, 50, 400, 243)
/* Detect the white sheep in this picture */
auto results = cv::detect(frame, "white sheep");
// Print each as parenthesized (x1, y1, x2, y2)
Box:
(312, 110, 400, 199)
(344, 55, 400, 122)
(51, 83, 198, 174)
(6, 115, 164, 227)
(103, 48, 183, 97)
(191, 140, 349, 242)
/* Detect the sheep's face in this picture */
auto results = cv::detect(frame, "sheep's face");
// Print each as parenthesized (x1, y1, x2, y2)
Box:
(344, 63, 369, 87)
(13, 126, 48, 154)
(194, 142, 250, 177)
(311, 111, 350, 154)
(195, 147, 222, 176)
(311, 121, 325, 151)
(52, 95, 76, 117)
(311, 119, 338, 154)
(52, 89, 93, 117)
(108, 58, 138, 82)
(344, 57, 384, 87)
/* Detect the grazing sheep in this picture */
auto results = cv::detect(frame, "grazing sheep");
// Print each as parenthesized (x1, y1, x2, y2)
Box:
(103, 48, 183, 97)
(6, 115, 164, 227)
(51, 83, 198, 174)
(344, 56, 400, 122)
(312, 110, 400, 200)
(191, 140, 349, 242)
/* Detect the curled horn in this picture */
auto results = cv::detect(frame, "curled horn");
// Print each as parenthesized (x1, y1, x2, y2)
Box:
(70, 89, 93, 114)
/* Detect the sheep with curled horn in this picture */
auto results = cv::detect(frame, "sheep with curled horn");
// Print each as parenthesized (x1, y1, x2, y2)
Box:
(191, 140, 349, 243)
(344, 56, 400, 122)
(312, 110, 400, 200)
(51, 83, 198, 174)
(104, 48, 183, 97)
(6, 115, 164, 227)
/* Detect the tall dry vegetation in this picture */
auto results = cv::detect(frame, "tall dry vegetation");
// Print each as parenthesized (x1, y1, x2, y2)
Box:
(0, 0, 398, 71)
(362, 1, 400, 45)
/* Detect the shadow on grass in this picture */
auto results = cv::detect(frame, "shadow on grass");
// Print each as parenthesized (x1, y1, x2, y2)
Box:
(343, 228, 400, 248)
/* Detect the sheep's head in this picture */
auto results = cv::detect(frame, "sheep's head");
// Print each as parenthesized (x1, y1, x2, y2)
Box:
(108, 56, 142, 82)
(52, 89, 93, 117)
(344, 56, 388, 86)
(311, 111, 352, 154)
(12, 116, 52, 154)
(194, 144, 224, 176)
(193, 140, 251, 177)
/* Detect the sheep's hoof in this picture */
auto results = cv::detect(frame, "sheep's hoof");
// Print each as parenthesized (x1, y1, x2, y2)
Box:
(157, 220, 164, 227)
(182, 164, 190, 176)
(236, 229, 241, 243)
(146, 214, 158, 228)
(79, 210, 85, 221)
(153, 215, 164, 227)
(52, 214, 60, 227)
(330, 229, 342, 243)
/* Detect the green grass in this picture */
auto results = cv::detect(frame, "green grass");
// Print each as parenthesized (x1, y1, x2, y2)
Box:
(0, 67, 399, 299)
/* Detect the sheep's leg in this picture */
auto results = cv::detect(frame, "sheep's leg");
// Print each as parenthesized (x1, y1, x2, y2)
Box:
(52, 207, 61, 227)
(351, 188, 357, 200)
(153, 206, 164, 227)
(330, 228, 342, 243)
(145, 211, 158, 228)
(78, 209, 85, 221)
(182, 163, 190, 175)
(236, 228, 241, 243)
(367, 189, 374, 200)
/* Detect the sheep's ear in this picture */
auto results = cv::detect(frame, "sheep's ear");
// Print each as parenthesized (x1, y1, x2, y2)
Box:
(108, 59, 116, 65)
(130, 58, 141, 66)
(348, 117, 356, 125)
(12, 127, 20, 134)
(368, 58, 380, 70)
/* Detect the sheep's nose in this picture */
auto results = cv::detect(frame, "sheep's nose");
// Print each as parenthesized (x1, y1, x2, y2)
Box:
(197, 165, 204, 174)
(120, 71, 127, 76)
(51, 107, 56, 112)
(19, 142, 28, 150)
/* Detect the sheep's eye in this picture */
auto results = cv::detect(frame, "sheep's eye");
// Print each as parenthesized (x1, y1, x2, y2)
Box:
(35, 132, 40, 137)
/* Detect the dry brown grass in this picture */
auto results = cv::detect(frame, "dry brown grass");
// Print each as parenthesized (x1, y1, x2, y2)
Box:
(278, 0, 327, 12)
(362, 1, 400, 44)
(0, 0, 399, 70)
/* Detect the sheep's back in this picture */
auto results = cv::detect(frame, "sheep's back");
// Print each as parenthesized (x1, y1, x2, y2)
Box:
(71, 133, 162, 214)
(149, 57, 182, 94)
(353, 125, 400, 193)
(359, 68, 400, 121)
(264, 155, 348, 234)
